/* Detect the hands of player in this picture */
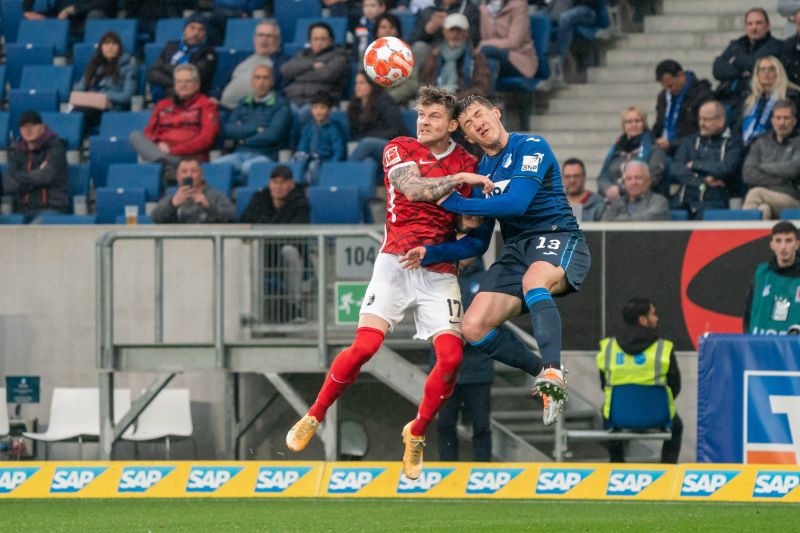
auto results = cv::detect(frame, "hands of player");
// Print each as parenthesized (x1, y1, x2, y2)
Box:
(400, 246, 426, 270)
(458, 215, 484, 232)
(454, 172, 494, 195)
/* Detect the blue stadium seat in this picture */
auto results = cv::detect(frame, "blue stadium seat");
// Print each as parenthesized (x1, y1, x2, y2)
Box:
(0, 66, 6, 102)
(781, 208, 800, 220)
(235, 186, 258, 220)
(21, 65, 73, 103)
(607, 384, 672, 431)
(8, 88, 59, 137)
(0, 113, 9, 151)
(0, 214, 27, 224)
(329, 110, 350, 144)
(1, 0, 23, 43)
(575, 0, 610, 40)
(83, 19, 138, 53)
(703, 209, 762, 221)
(391, 11, 417, 42)
(88, 135, 138, 189)
(94, 187, 146, 224)
(99, 111, 151, 139)
(247, 161, 306, 188)
(402, 109, 417, 138)
(213, 47, 252, 92)
(68, 163, 90, 197)
(4, 43, 54, 90)
(144, 43, 165, 72)
(16, 19, 69, 56)
(201, 163, 234, 197)
(495, 15, 551, 92)
(107, 163, 162, 201)
(275, 0, 321, 43)
(71, 42, 97, 83)
(284, 17, 347, 57)
(34, 214, 97, 224)
(309, 185, 361, 224)
(154, 18, 185, 44)
(223, 18, 260, 51)
(669, 209, 689, 221)
(40, 112, 83, 151)
(319, 161, 377, 202)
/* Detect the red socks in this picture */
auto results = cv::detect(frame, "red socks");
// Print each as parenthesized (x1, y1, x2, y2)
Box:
(411, 333, 463, 436)
(308, 327, 385, 421)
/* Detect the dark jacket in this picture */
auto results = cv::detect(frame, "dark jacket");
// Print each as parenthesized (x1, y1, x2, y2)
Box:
(75, 53, 139, 109)
(281, 45, 350, 106)
(744, 253, 800, 331)
(713, 32, 783, 105)
(151, 185, 236, 223)
(3, 127, 69, 214)
(782, 35, 800, 86)
(412, 0, 481, 48)
(743, 129, 800, 198)
(296, 120, 346, 161)
(653, 72, 713, 154)
(348, 91, 408, 141)
(598, 130, 667, 195)
(420, 44, 492, 99)
(223, 92, 291, 160)
(570, 191, 605, 222)
(240, 186, 309, 224)
(147, 40, 218, 98)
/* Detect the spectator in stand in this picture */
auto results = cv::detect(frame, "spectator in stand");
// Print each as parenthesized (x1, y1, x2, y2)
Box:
(281, 22, 350, 116)
(737, 55, 799, 147)
(547, 0, 601, 85)
(374, 13, 421, 105)
(778, 1, 800, 38)
(130, 64, 220, 171)
(347, 71, 408, 183)
(563, 157, 605, 222)
(322, 0, 362, 23)
(412, 0, 481, 69)
(215, 64, 291, 180)
(478, 0, 538, 83)
(147, 13, 217, 101)
(420, 13, 492, 99)
(207, 0, 263, 46)
(151, 157, 236, 223)
(123, 0, 185, 40)
(713, 8, 782, 113)
(601, 161, 669, 222)
(72, 31, 138, 132)
(23, 0, 114, 32)
(599, 106, 666, 202)
(653, 60, 713, 157)
(353, 0, 390, 58)
(780, 7, 800, 85)
(221, 19, 288, 109)
(743, 100, 800, 219)
(671, 100, 743, 220)
(3, 111, 69, 217)
(294, 91, 347, 184)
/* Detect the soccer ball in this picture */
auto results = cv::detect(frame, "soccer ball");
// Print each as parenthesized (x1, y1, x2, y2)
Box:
(363, 36, 414, 88)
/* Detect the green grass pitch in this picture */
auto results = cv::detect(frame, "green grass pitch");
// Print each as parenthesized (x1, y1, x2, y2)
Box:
(1, 499, 798, 532)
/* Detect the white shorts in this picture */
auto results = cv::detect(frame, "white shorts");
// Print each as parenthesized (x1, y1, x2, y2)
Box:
(360, 253, 463, 340)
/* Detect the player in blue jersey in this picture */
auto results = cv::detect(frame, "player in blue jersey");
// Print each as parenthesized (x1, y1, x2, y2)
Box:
(401, 95, 591, 425)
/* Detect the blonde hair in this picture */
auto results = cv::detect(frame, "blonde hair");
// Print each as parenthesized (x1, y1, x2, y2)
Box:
(620, 106, 648, 131)
(744, 56, 798, 114)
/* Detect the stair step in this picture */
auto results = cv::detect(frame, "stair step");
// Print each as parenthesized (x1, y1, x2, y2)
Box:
(588, 65, 712, 84)
(492, 410, 538, 422)
(548, 97, 653, 114)
(555, 82, 661, 98)
(534, 112, 622, 130)
(644, 13, 745, 33)
(664, 0, 778, 15)
(533, 130, 618, 145)
(605, 48, 719, 67)
(618, 31, 739, 50)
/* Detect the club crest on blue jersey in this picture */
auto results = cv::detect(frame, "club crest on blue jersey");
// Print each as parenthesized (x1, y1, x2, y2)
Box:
(502, 153, 513, 168)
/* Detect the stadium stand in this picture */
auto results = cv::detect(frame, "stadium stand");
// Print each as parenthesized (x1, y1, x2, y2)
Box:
(235, 186, 258, 220)
(201, 162, 235, 197)
(309, 185, 362, 224)
(4, 43, 54, 90)
(106, 163, 163, 202)
(34, 214, 98, 224)
(82, 18, 139, 53)
(94, 187, 146, 224)
(16, 19, 69, 56)
(154, 18, 185, 44)
(274, 0, 321, 44)
(88, 136, 138, 189)
(702, 209, 763, 221)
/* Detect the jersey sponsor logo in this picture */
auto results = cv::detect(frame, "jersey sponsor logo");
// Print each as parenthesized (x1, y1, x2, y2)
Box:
(502, 153, 512, 168)
(485, 179, 511, 198)
(466, 468, 523, 494)
(606, 470, 665, 496)
(327, 467, 385, 494)
(536, 468, 594, 495)
(185, 466, 243, 493)
(521, 153, 544, 173)
(753, 471, 800, 498)
(679, 470, 739, 496)
(744, 371, 800, 463)
(255, 466, 312, 493)
(384, 146, 401, 167)
(0, 467, 39, 493)
(397, 468, 454, 494)
(50, 467, 107, 493)
(118, 466, 175, 493)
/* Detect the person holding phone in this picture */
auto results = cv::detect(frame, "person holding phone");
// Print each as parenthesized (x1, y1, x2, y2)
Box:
(151, 157, 236, 223)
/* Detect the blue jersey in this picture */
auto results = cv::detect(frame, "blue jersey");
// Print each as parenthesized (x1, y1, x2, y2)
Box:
(440, 132, 579, 244)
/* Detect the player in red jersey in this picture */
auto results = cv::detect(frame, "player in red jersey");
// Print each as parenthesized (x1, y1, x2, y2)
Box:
(286, 86, 492, 479)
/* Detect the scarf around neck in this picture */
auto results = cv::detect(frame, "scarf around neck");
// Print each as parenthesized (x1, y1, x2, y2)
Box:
(438, 43, 467, 92)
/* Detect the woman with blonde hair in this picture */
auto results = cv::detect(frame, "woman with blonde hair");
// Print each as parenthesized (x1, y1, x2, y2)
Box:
(739, 55, 799, 145)
(598, 105, 666, 202)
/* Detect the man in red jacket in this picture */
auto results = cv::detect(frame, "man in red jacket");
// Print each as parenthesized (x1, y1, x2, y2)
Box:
(129, 64, 220, 174)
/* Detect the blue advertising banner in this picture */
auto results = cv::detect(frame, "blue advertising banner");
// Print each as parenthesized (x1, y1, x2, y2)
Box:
(697, 334, 800, 463)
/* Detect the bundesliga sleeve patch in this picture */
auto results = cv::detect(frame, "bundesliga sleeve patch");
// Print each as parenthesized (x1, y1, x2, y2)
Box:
(521, 153, 544, 173)
(384, 146, 401, 168)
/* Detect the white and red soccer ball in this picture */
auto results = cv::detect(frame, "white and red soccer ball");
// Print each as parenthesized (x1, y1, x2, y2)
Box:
(363, 36, 414, 88)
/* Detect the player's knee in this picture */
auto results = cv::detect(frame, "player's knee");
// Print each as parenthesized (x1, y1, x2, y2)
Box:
(434, 333, 463, 378)
(462, 314, 490, 343)
(349, 328, 384, 362)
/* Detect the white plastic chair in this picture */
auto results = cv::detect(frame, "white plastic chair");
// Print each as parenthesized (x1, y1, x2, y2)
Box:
(23, 388, 131, 459)
(122, 388, 195, 459)
(0, 388, 9, 438)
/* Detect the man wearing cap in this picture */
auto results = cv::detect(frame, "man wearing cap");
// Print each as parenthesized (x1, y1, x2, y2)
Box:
(420, 13, 491, 99)
(3, 111, 69, 216)
(148, 12, 217, 100)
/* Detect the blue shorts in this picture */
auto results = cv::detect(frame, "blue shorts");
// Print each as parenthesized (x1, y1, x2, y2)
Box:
(480, 231, 591, 300)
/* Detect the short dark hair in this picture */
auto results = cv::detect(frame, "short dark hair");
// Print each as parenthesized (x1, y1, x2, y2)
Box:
(622, 297, 654, 326)
(374, 13, 402, 35)
(773, 99, 797, 117)
(562, 158, 586, 173)
(772, 220, 798, 237)
(416, 85, 459, 120)
(178, 156, 201, 168)
(308, 21, 334, 40)
(745, 7, 769, 24)
(456, 94, 494, 119)
(655, 59, 683, 81)
(270, 165, 293, 180)
(311, 90, 333, 107)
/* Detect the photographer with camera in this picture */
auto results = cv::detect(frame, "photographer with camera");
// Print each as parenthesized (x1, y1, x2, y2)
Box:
(151, 157, 236, 224)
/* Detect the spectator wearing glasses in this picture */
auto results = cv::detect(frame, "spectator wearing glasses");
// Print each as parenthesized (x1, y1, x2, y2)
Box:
(736, 55, 799, 147)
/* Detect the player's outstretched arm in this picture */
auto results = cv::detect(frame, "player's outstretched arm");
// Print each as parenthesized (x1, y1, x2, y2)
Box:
(388, 164, 493, 202)
(400, 219, 493, 269)
(440, 177, 540, 217)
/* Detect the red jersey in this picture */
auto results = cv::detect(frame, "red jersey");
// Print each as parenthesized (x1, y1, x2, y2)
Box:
(380, 136, 478, 274)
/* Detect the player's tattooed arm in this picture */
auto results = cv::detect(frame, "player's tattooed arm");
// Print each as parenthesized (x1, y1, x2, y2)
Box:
(388, 165, 494, 202)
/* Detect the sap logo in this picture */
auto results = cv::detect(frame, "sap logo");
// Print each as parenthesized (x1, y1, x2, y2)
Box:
(485, 179, 510, 198)
(536, 469, 594, 495)
(327, 468, 385, 494)
(521, 153, 544, 173)
(50, 467, 107, 493)
(118, 466, 174, 493)
(255, 467, 312, 493)
(397, 468, 454, 494)
(753, 472, 800, 498)
(185, 466, 243, 493)
(466, 468, 523, 495)
(680, 471, 739, 496)
(0, 467, 39, 493)
(606, 470, 665, 496)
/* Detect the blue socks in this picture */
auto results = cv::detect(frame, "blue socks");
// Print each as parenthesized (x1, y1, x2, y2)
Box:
(525, 288, 562, 367)
(469, 326, 542, 377)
